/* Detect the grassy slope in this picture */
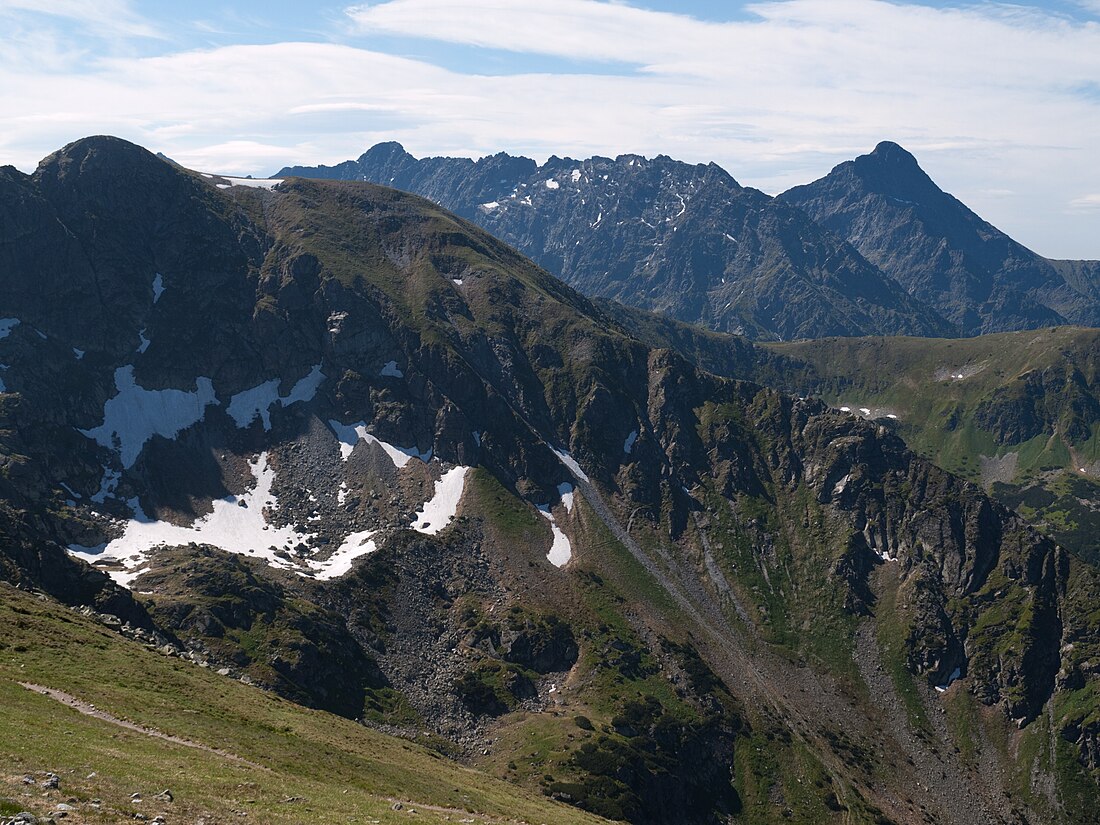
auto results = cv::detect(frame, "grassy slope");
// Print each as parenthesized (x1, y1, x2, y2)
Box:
(0, 582, 606, 825)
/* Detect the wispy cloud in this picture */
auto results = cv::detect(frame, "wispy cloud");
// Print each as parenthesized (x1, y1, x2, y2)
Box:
(346, 0, 709, 64)
(0, 0, 159, 39)
(1069, 193, 1100, 210)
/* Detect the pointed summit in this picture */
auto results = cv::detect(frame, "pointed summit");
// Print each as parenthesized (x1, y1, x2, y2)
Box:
(840, 141, 936, 199)
(869, 140, 917, 162)
(357, 141, 414, 166)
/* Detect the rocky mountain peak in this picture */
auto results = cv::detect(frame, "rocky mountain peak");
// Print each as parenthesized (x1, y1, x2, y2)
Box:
(870, 139, 918, 164)
(356, 140, 413, 164)
(827, 139, 937, 201)
(34, 135, 173, 185)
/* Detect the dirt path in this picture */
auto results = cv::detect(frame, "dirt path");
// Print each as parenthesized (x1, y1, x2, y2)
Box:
(18, 682, 267, 770)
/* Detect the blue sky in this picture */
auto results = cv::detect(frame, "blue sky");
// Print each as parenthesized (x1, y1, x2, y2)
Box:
(1, 0, 1099, 257)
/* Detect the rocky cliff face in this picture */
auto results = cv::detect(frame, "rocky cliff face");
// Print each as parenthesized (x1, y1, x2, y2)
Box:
(280, 143, 952, 342)
(762, 329, 1100, 568)
(780, 142, 1100, 335)
(2, 136, 1099, 823)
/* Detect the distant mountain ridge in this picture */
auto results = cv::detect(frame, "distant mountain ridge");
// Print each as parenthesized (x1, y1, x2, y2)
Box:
(279, 143, 953, 341)
(282, 141, 1100, 341)
(779, 141, 1100, 335)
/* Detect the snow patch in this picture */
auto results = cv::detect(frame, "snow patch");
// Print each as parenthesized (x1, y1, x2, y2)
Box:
(137, 328, 150, 354)
(309, 530, 377, 580)
(623, 429, 638, 454)
(328, 420, 430, 466)
(558, 482, 574, 513)
(934, 666, 962, 693)
(553, 448, 590, 483)
(327, 310, 347, 333)
(73, 348, 85, 360)
(859, 407, 871, 415)
(380, 360, 404, 378)
(480, 201, 499, 210)
(832, 473, 851, 497)
(226, 380, 279, 429)
(90, 467, 120, 503)
(570, 169, 582, 183)
(410, 466, 468, 535)
(0, 318, 19, 339)
(227, 365, 324, 430)
(152, 273, 165, 303)
(537, 491, 574, 568)
(69, 453, 313, 586)
(79, 366, 218, 468)
(222, 177, 283, 189)
(839, 406, 851, 413)
(544, 179, 560, 190)
(282, 364, 325, 405)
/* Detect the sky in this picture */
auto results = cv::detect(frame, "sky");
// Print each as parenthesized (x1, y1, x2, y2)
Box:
(0, 1, 1098, 258)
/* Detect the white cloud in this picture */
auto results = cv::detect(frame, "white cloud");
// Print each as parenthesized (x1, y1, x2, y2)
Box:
(1069, 193, 1100, 210)
(0, 1, 1098, 256)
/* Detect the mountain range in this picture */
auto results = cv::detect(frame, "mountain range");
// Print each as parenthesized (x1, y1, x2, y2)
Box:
(280, 141, 1100, 341)
(0, 136, 1098, 824)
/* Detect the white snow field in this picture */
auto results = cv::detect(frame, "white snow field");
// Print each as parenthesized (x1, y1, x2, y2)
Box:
(79, 366, 218, 468)
(410, 466, 469, 535)
(310, 529, 378, 580)
(552, 448, 591, 483)
(623, 429, 638, 454)
(227, 365, 324, 431)
(379, 360, 404, 378)
(538, 483, 575, 568)
(328, 419, 432, 465)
